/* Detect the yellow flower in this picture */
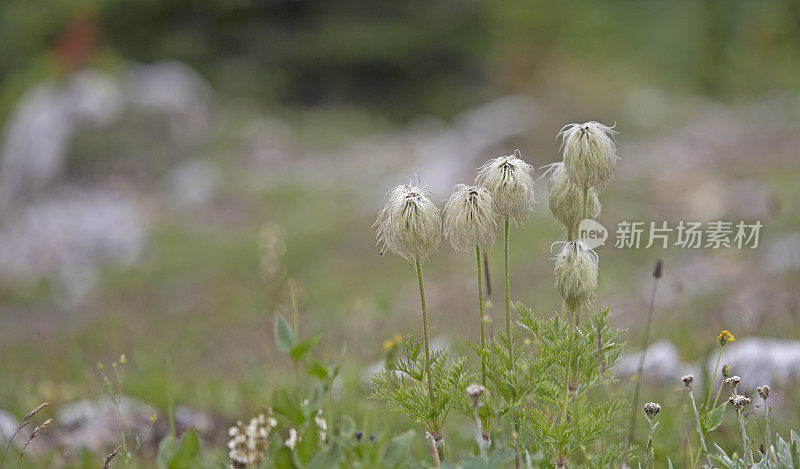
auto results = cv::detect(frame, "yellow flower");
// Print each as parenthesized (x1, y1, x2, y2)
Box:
(717, 330, 735, 346)
(383, 339, 395, 350)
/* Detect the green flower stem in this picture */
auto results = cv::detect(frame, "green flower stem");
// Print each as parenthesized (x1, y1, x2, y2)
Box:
(688, 387, 711, 469)
(476, 245, 486, 386)
(504, 219, 512, 368)
(415, 261, 435, 408)
(706, 345, 725, 410)
(738, 408, 753, 466)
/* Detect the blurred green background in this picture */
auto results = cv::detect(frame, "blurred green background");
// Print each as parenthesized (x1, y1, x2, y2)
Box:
(1, 0, 800, 466)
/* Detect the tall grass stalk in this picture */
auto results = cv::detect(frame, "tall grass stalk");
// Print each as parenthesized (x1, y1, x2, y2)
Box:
(628, 260, 662, 446)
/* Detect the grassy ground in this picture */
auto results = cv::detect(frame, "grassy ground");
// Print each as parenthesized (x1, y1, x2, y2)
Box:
(1, 95, 800, 467)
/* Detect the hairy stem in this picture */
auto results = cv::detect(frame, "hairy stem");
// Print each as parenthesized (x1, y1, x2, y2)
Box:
(472, 409, 487, 459)
(476, 245, 486, 386)
(504, 219, 512, 368)
(562, 306, 576, 420)
(415, 261, 435, 408)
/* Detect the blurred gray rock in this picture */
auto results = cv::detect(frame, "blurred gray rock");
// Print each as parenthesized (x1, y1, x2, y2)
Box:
(0, 409, 20, 448)
(614, 340, 694, 383)
(0, 71, 124, 211)
(56, 396, 156, 453)
(712, 337, 800, 389)
(0, 188, 147, 305)
(126, 60, 212, 146)
(166, 158, 221, 208)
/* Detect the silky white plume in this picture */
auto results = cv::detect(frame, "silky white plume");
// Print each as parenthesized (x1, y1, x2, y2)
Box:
(475, 150, 535, 225)
(554, 240, 598, 311)
(546, 162, 601, 238)
(443, 184, 499, 254)
(374, 182, 442, 263)
(559, 121, 617, 190)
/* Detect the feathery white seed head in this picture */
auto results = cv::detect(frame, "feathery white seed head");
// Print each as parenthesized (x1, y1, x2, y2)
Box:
(559, 121, 617, 190)
(443, 184, 499, 253)
(374, 181, 442, 263)
(475, 150, 535, 225)
(554, 240, 598, 311)
(546, 162, 601, 236)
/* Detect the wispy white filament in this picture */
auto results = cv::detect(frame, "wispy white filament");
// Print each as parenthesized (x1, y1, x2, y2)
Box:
(559, 121, 618, 190)
(443, 184, 499, 253)
(374, 182, 442, 263)
(545, 162, 601, 237)
(554, 240, 598, 311)
(475, 150, 535, 225)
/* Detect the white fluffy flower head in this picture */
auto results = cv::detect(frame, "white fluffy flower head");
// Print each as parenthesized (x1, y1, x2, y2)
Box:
(475, 150, 535, 225)
(545, 162, 601, 238)
(559, 121, 618, 190)
(554, 240, 598, 311)
(443, 184, 499, 254)
(374, 181, 442, 263)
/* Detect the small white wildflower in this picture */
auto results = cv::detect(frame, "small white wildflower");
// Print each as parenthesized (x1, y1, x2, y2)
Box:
(475, 150, 535, 225)
(374, 181, 442, 263)
(559, 122, 617, 190)
(545, 162, 601, 237)
(554, 240, 598, 311)
(681, 375, 694, 389)
(725, 376, 741, 388)
(443, 184, 499, 253)
(644, 402, 661, 419)
(757, 385, 771, 400)
(729, 394, 751, 409)
(285, 428, 300, 451)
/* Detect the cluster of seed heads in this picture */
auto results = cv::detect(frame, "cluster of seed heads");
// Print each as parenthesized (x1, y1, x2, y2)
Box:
(643, 402, 661, 419)
(227, 410, 278, 468)
(757, 385, 771, 400)
(729, 394, 751, 409)
(376, 150, 537, 262)
(725, 375, 742, 394)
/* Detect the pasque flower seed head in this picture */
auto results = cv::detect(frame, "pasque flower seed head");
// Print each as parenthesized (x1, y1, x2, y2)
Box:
(559, 121, 618, 190)
(374, 181, 442, 263)
(443, 184, 499, 253)
(475, 150, 535, 225)
(546, 162, 601, 237)
(554, 240, 598, 311)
